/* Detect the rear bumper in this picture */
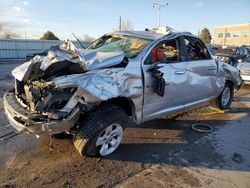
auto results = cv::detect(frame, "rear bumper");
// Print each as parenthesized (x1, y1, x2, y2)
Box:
(3, 91, 80, 136)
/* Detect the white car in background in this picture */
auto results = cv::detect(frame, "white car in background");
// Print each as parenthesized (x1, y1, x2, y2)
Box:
(237, 56, 250, 83)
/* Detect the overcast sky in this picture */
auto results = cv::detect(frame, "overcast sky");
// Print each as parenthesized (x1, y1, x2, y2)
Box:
(0, 0, 250, 40)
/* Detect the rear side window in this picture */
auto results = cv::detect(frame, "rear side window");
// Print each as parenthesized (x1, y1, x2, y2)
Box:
(236, 47, 242, 55)
(184, 36, 211, 61)
(244, 56, 250, 62)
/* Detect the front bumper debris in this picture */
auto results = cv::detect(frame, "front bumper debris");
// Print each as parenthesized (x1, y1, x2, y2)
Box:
(3, 91, 80, 136)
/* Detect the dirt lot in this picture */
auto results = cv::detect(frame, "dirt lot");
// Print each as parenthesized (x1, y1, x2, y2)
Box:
(0, 61, 250, 188)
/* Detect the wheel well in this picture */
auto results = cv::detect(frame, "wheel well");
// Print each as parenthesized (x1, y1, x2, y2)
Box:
(99, 97, 135, 117)
(226, 80, 234, 87)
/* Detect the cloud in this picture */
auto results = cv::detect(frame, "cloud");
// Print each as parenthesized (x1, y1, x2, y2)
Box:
(12, 1, 29, 12)
(0, 0, 32, 38)
(13, 6, 21, 11)
(22, 1, 29, 6)
(194, 1, 204, 7)
(0, 22, 20, 38)
(80, 1, 93, 7)
(20, 18, 31, 23)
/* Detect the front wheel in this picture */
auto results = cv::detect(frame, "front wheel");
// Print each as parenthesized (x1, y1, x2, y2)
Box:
(216, 82, 234, 110)
(73, 105, 128, 156)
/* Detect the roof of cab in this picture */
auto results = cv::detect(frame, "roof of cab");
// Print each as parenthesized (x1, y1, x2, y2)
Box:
(111, 31, 164, 40)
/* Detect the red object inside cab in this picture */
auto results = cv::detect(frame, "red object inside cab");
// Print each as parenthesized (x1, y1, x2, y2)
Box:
(152, 47, 166, 63)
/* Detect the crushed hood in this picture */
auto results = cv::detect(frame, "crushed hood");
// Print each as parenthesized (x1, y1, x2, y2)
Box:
(12, 41, 126, 81)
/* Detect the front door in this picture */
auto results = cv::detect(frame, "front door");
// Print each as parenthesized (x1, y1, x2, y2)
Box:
(142, 37, 191, 121)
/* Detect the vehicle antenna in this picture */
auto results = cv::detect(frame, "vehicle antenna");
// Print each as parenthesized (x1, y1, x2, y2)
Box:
(72, 33, 85, 49)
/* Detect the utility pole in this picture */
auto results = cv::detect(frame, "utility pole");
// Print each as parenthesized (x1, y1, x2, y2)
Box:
(119, 16, 122, 31)
(152, 2, 168, 27)
(224, 28, 227, 46)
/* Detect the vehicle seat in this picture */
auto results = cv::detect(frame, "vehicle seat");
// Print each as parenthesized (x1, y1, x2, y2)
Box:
(152, 47, 166, 63)
(163, 46, 178, 61)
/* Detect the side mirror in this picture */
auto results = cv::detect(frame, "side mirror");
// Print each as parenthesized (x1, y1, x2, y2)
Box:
(238, 59, 243, 63)
(147, 63, 165, 97)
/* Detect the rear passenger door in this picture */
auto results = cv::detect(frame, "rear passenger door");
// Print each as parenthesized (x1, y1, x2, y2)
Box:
(182, 36, 220, 102)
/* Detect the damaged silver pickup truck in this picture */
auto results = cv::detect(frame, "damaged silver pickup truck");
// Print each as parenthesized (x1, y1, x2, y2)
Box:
(4, 30, 243, 156)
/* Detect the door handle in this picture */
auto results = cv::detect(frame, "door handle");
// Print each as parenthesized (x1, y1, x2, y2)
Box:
(208, 66, 216, 70)
(174, 71, 185, 75)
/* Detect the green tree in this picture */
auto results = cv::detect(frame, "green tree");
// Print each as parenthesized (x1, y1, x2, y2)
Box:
(198, 28, 212, 44)
(40, 31, 59, 40)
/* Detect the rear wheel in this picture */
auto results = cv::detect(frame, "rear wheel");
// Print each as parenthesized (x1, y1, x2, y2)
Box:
(73, 105, 128, 156)
(216, 82, 234, 110)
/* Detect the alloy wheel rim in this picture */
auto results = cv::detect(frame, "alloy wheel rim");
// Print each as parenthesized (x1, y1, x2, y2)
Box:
(95, 123, 123, 156)
(221, 87, 231, 106)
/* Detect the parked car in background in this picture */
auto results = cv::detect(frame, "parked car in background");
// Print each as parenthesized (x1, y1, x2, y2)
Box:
(4, 30, 243, 157)
(246, 47, 250, 55)
(26, 49, 49, 61)
(216, 46, 248, 66)
(206, 44, 221, 57)
(237, 56, 250, 83)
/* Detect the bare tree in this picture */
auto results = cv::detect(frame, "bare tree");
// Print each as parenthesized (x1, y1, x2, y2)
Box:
(114, 19, 134, 31)
(121, 19, 134, 31)
(82, 34, 96, 43)
(0, 22, 20, 39)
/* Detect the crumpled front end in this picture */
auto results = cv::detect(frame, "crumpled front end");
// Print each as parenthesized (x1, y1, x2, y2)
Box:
(4, 41, 136, 136)
(4, 91, 80, 136)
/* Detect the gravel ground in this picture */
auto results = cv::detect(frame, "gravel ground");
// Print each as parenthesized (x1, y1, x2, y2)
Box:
(0, 61, 250, 188)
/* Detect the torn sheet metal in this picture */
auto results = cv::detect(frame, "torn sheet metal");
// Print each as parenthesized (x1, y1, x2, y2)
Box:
(80, 50, 125, 70)
(12, 42, 126, 82)
(53, 68, 143, 103)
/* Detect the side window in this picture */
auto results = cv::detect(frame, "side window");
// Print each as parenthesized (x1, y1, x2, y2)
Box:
(236, 47, 241, 55)
(145, 39, 179, 64)
(184, 37, 211, 61)
(239, 47, 244, 55)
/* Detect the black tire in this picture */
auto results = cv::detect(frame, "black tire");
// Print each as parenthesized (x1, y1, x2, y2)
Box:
(73, 105, 128, 157)
(216, 82, 234, 110)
